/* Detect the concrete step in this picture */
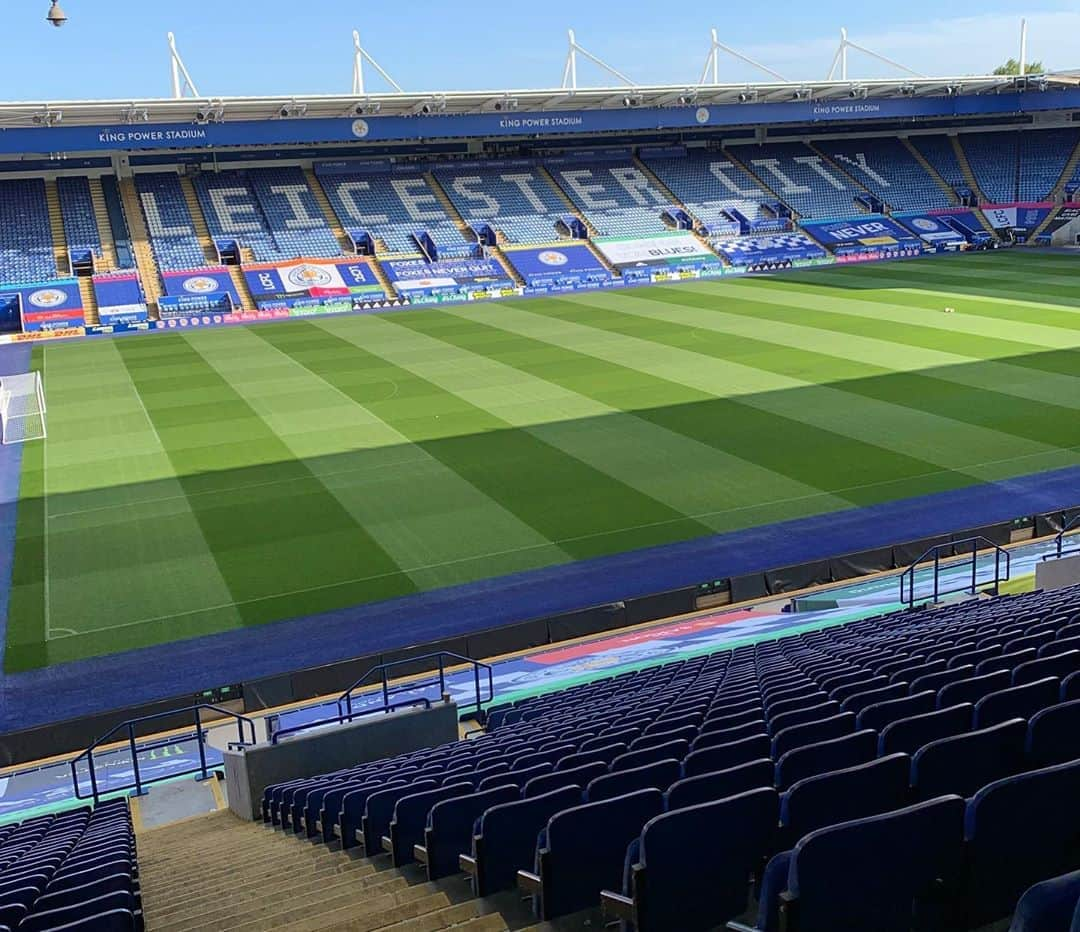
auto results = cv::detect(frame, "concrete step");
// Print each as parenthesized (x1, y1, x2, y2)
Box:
(271, 890, 452, 932)
(149, 871, 410, 931)
(375, 901, 480, 932)
(450, 916, 510, 931)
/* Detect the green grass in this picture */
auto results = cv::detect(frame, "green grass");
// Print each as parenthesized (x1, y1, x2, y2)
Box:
(7, 250, 1080, 671)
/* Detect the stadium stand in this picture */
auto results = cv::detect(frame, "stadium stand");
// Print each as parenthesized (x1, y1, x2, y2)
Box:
(640, 147, 784, 236)
(432, 162, 569, 244)
(134, 172, 211, 272)
(0, 179, 58, 284)
(909, 135, 968, 197)
(0, 799, 139, 931)
(728, 142, 864, 218)
(817, 136, 953, 211)
(1018, 128, 1080, 202)
(961, 132, 1020, 204)
(548, 155, 675, 236)
(315, 166, 474, 258)
(249, 584, 1080, 929)
(55, 176, 105, 268)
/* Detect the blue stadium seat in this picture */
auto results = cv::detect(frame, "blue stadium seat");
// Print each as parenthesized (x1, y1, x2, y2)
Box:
(731, 142, 861, 219)
(911, 719, 1026, 800)
(0, 179, 58, 284)
(693, 720, 765, 750)
(521, 788, 664, 920)
(463, 785, 581, 896)
(384, 781, 474, 866)
(664, 758, 774, 811)
(965, 759, 1080, 926)
(604, 788, 779, 931)
(612, 740, 690, 773)
(682, 734, 770, 778)
(1014, 651, 1080, 687)
(524, 762, 605, 798)
(771, 713, 855, 759)
(357, 779, 438, 853)
(856, 691, 936, 733)
(878, 703, 973, 756)
(774, 730, 877, 791)
(584, 758, 680, 803)
(1026, 699, 1080, 768)
(434, 164, 568, 244)
(973, 677, 1061, 728)
(780, 795, 966, 932)
(1009, 870, 1080, 932)
(938, 670, 1011, 709)
(819, 137, 953, 212)
(417, 783, 518, 880)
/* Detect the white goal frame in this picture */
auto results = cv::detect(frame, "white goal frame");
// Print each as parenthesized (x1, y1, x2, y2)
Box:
(0, 371, 47, 444)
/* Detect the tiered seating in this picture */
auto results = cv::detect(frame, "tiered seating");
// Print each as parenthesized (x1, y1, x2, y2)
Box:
(56, 176, 104, 264)
(909, 135, 967, 195)
(818, 137, 952, 212)
(0, 799, 139, 930)
(246, 167, 341, 259)
(962, 132, 1020, 203)
(191, 170, 280, 262)
(261, 584, 1080, 929)
(1018, 128, 1080, 202)
(549, 160, 672, 236)
(732, 143, 861, 219)
(642, 150, 775, 233)
(432, 164, 568, 244)
(317, 170, 472, 257)
(0, 179, 57, 285)
(134, 172, 208, 272)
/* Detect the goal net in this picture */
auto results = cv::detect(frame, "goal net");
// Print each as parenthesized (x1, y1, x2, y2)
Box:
(0, 372, 46, 444)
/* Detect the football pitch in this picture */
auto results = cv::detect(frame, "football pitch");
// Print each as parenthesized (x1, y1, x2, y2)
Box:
(7, 250, 1080, 672)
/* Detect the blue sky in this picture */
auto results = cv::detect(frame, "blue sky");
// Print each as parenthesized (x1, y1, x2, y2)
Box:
(5, 0, 1078, 101)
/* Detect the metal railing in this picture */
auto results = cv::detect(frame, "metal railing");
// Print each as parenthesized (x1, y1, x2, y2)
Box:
(1043, 514, 1080, 561)
(270, 697, 432, 744)
(899, 536, 1010, 610)
(70, 704, 257, 804)
(337, 651, 494, 723)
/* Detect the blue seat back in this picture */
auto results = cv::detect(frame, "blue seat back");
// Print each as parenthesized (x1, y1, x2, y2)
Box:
(585, 758, 680, 803)
(974, 677, 1060, 728)
(389, 782, 473, 865)
(539, 788, 665, 920)
(472, 785, 581, 896)
(693, 720, 764, 749)
(772, 713, 855, 759)
(612, 739, 689, 772)
(840, 682, 909, 716)
(938, 670, 1010, 709)
(630, 788, 779, 931)
(1027, 699, 1080, 768)
(878, 703, 973, 756)
(768, 701, 841, 736)
(361, 780, 438, 853)
(556, 742, 628, 771)
(1008, 869, 1080, 932)
(524, 762, 604, 798)
(786, 795, 966, 932)
(775, 730, 877, 791)
(911, 719, 1026, 800)
(665, 760, 777, 812)
(780, 753, 911, 847)
(682, 733, 770, 778)
(1014, 651, 1080, 687)
(966, 759, 1080, 926)
(424, 784, 518, 880)
(910, 664, 975, 696)
(856, 691, 936, 732)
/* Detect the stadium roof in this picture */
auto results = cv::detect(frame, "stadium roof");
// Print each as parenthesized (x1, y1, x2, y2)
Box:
(0, 73, 1071, 128)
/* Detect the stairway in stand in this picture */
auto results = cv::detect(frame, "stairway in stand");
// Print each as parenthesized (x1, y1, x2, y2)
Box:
(77, 277, 100, 327)
(179, 177, 220, 265)
(137, 810, 510, 932)
(117, 178, 164, 314)
(227, 267, 257, 312)
(43, 179, 70, 278)
(88, 178, 120, 270)
(900, 138, 960, 205)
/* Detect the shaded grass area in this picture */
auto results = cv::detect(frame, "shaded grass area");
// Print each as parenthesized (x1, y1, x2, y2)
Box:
(5, 251, 1079, 671)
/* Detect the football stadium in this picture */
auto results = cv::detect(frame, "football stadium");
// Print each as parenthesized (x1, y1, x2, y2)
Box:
(3, 1, 1080, 928)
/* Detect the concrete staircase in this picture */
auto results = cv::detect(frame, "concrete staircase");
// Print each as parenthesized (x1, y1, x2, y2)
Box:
(227, 267, 256, 312)
(536, 167, 621, 279)
(77, 276, 100, 326)
(424, 172, 478, 244)
(118, 177, 164, 313)
(489, 247, 525, 287)
(1048, 137, 1080, 202)
(137, 810, 511, 932)
(899, 138, 959, 205)
(1028, 207, 1061, 242)
(43, 179, 70, 277)
(805, 142, 880, 212)
(179, 177, 219, 265)
(949, 135, 987, 204)
(305, 168, 354, 255)
(88, 177, 120, 271)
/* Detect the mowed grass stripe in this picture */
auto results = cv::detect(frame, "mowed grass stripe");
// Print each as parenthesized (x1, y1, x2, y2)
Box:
(395, 308, 966, 512)
(6, 346, 46, 671)
(114, 334, 416, 626)
(614, 285, 1080, 414)
(35, 340, 240, 664)
(258, 320, 711, 560)
(189, 326, 570, 592)
(369, 311, 855, 531)
(469, 299, 1079, 484)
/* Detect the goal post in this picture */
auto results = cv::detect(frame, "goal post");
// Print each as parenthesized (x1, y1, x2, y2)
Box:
(0, 372, 46, 444)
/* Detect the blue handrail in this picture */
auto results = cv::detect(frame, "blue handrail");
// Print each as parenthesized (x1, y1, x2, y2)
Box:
(899, 536, 1010, 609)
(271, 697, 432, 743)
(337, 651, 494, 722)
(70, 703, 257, 803)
